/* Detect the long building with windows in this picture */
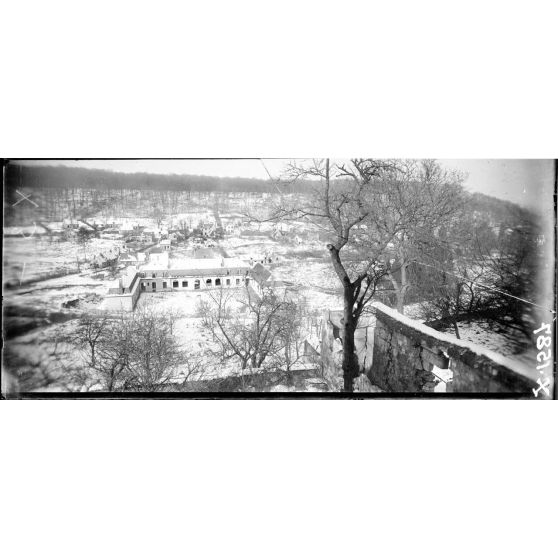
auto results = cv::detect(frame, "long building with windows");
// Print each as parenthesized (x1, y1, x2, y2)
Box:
(138, 256, 251, 293)
(104, 255, 253, 311)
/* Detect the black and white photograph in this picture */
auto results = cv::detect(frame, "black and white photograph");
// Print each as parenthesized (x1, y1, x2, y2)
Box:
(2, 158, 555, 397)
(2, 4, 557, 558)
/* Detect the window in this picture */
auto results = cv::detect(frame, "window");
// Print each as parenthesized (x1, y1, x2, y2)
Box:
(226, 278, 231, 286)
(194, 280, 200, 290)
(152, 273, 156, 278)
(215, 278, 221, 286)
(141, 283, 146, 291)
(182, 281, 188, 288)
(163, 282, 167, 289)
(206, 278, 212, 287)
(152, 283, 156, 291)
(236, 278, 240, 286)
(173, 281, 179, 288)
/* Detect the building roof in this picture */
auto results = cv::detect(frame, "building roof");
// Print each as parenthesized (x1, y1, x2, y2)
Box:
(140, 257, 249, 276)
(169, 257, 249, 271)
(250, 263, 272, 284)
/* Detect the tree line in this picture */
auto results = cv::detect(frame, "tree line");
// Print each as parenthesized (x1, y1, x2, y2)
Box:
(4, 162, 313, 196)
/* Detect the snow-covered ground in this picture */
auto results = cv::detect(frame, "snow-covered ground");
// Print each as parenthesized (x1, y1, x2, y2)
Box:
(3, 236, 122, 285)
(6, 268, 115, 315)
(403, 302, 530, 358)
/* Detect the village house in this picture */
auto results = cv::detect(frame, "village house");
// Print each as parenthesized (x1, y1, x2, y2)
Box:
(90, 246, 120, 269)
(120, 221, 141, 233)
(249, 262, 272, 298)
(119, 251, 137, 266)
(159, 238, 172, 251)
(248, 262, 290, 299)
(100, 227, 122, 240)
(124, 231, 152, 244)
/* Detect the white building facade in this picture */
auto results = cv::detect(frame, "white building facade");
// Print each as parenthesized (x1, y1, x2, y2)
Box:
(138, 257, 250, 293)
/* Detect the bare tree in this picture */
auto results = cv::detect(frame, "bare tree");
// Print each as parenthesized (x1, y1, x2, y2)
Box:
(414, 213, 498, 339)
(198, 284, 303, 373)
(179, 352, 212, 391)
(125, 305, 184, 391)
(152, 206, 164, 228)
(416, 210, 542, 341)
(258, 159, 410, 391)
(72, 307, 184, 392)
(81, 312, 133, 391)
(482, 225, 540, 337)
(73, 313, 110, 367)
(176, 218, 190, 241)
(381, 160, 465, 313)
(263, 158, 469, 391)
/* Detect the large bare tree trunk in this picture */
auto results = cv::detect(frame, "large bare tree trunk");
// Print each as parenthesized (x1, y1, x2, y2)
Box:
(341, 291, 359, 393)
(327, 242, 360, 393)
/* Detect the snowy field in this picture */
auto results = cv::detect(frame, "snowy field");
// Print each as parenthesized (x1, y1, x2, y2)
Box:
(3, 236, 122, 285)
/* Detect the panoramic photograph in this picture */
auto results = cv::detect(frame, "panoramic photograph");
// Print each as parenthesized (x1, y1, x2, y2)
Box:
(2, 158, 555, 397)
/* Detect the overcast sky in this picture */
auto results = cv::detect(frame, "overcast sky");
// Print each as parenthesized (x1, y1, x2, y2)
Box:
(16, 159, 554, 209)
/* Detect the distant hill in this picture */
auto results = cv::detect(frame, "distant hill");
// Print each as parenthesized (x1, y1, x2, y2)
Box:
(468, 191, 539, 229)
(3, 163, 308, 195)
(3, 162, 537, 231)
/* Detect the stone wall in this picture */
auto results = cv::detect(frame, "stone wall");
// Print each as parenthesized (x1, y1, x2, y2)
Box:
(369, 303, 539, 394)
(320, 303, 540, 394)
(104, 283, 140, 311)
